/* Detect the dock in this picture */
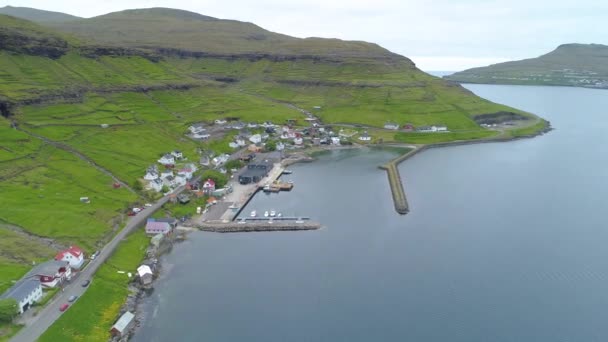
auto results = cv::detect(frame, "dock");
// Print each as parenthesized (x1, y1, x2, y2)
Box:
(196, 220, 321, 233)
(261, 180, 294, 193)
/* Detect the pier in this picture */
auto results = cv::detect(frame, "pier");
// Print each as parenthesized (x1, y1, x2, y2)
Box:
(196, 220, 321, 233)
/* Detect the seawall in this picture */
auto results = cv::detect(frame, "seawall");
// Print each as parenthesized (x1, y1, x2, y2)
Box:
(379, 120, 552, 215)
(196, 221, 321, 233)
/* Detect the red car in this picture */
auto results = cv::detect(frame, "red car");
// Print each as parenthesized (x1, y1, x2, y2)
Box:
(59, 303, 69, 312)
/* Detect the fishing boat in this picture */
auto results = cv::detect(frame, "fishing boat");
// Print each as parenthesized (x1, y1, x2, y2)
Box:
(250, 210, 257, 217)
(282, 170, 293, 175)
(264, 211, 269, 217)
(277, 213, 282, 218)
(270, 210, 276, 217)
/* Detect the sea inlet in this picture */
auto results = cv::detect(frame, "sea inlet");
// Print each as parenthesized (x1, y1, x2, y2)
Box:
(134, 84, 608, 342)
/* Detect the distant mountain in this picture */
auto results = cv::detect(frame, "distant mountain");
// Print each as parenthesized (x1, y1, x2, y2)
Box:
(445, 44, 608, 89)
(0, 5, 81, 22)
(39, 7, 395, 58)
(0, 14, 72, 58)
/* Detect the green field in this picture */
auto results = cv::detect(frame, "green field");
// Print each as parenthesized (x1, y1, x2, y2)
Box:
(39, 230, 149, 342)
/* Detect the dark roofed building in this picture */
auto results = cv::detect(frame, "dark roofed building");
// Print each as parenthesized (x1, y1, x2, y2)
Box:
(238, 160, 273, 184)
(0, 278, 43, 314)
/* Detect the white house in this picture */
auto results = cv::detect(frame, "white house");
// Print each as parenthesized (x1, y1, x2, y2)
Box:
(137, 265, 153, 285)
(158, 154, 175, 165)
(143, 165, 159, 181)
(212, 154, 230, 166)
(164, 175, 177, 187)
(199, 155, 210, 166)
(171, 150, 183, 159)
(175, 173, 188, 186)
(214, 119, 227, 125)
(293, 137, 303, 145)
(276, 142, 285, 151)
(358, 132, 371, 141)
(331, 137, 341, 145)
(193, 132, 211, 140)
(384, 122, 400, 130)
(229, 142, 239, 149)
(236, 136, 247, 147)
(249, 134, 262, 144)
(188, 123, 205, 134)
(202, 178, 216, 195)
(435, 125, 448, 132)
(247, 122, 258, 128)
(178, 164, 196, 179)
(55, 245, 85, 269)
(160, 169, 174, 179)
(149, 178, 164, 192)
(28, 260, 72, 288)
(232, 122, 245, 130)
(0, 278, 43, 314)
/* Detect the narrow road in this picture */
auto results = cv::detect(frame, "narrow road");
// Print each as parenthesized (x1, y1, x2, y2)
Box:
(9, 184, 188, 342)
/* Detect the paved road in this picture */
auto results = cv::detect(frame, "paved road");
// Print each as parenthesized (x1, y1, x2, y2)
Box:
(10, 185, 187, 342)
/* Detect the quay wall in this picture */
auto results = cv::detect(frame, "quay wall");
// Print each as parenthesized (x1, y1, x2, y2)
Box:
(197, 221, 321, 233)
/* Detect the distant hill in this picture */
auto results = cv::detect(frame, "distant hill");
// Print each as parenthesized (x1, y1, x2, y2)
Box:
(0, 14, 72, 58)
(40, 7, 396, 58)
(445, 44, 608, 89)
(0, 5, 81, 22)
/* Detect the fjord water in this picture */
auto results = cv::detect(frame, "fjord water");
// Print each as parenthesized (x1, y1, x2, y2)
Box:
(135, 85, 608, 342)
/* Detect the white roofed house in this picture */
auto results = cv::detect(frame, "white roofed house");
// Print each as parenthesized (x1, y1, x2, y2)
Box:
(249, 134, 262, 144)
(158, 153, 175, 166)
(164, 175, 177, 187)
(175, 173, 188, 186)
(137, 265, 154, 285)
(199, 155, 210, 166)
(160, 169, 174, 180)
(358, 131, 371, 141)
(193, 132, 211, 140)
(384, 122, 400, 130)
(229, 141, 239, 149)
(293, 136, 303, 145)
(236, 136, 247, 147)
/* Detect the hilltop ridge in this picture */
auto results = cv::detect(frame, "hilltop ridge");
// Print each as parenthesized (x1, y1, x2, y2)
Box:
(445, 43, 608, 88)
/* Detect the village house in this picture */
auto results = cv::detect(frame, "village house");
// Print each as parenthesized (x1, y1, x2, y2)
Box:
(149, 178, 164, 192)
(331, 137, 341, 145)
(202, 178, 216, 195)
(145, 219, 173, 235)
(0, 278, 43, 314)
(212, 154, 230, 166)
(249, 134, 262, 144)
(160, 169, 174, 179)
(137, 265, 153, 285)
(293, 136, 303, 145)
(247, 122, 258, 128)
(164, 175, 177, 187)
(178, 164, 196, 179)
(143, 165, 159, 181)
(384, 122, 400, 130)
(232, 122, 245, 130)
(229, 141, 239, 149)
(236, 135, 247, 147)
(27, 260, 72, 288)
(358, 131, 372, 141)
(214, 119, 227, 125)
(158, 153, 175, 166)
(416, 125, 448, 133)
(175, 173, 188, 186)
(276, 142, 285, 151)
(110, 311, 135, 338)
(55, 245, 85, 269)
(193, 132, 211, 140)
(171, 150, 183, 159)
(188, 123, 206, 134)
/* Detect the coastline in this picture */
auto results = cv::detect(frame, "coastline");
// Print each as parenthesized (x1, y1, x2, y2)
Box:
(378, 119, 553, 214)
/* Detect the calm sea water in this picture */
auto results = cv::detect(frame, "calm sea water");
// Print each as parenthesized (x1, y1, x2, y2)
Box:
(134, 84, 608, 342)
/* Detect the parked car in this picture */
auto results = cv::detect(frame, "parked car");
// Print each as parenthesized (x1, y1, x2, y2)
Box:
(68, 295, 78, 302)
(81, 280, 90, 287)
(144, 203, 152, 207)
(132, 207, 143, 213)
(59, 303, 69, 312)
(90, 250, 99, 260)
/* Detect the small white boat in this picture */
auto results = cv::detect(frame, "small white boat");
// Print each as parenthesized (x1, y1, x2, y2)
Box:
(270, 210, 276, 217)
(264, 211, 269, 217)
(283, 170, 293, 174)
(277, 213, 282, 217)
(250, 210, 257, 217)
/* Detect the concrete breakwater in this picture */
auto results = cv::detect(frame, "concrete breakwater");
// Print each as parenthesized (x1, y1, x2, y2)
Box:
(197, 221, 321, 233)
(379, 120, 553, 215)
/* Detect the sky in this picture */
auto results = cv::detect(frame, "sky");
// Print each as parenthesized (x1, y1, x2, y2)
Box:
(2, 0, 607, 71)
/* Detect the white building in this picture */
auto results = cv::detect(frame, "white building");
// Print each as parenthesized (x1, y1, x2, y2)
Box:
(293, 137, 303, 145)
(358, 132, 371, 141)
(249, 134, 262, 144)
(236, 136, 247, 147)
(384, 122, 400, 130)
(188, 123, 205, 134)
(175, 174, 188, 186)
(149, 178, 164, 192)
(158, 154, 175, 165)
(143, 165, 159, 181)
(276, 142, 285, 151)
(137, 265, 153, 285)
(171, 150, 183, 159)
(160, 169, 174, 179)
(55, 246, 85, 269)
(214, 119, 227, 125)
(193, 132, 210, 140)
(28, 260, 72, 288)
(331, 137, 341, 145)
(0, 279, 43, 314)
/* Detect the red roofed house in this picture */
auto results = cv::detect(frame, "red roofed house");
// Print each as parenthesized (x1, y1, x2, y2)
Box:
(55, 245, 85, 269)
(202, 178, 216, 195)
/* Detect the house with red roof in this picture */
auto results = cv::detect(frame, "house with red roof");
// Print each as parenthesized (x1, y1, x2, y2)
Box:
(55, 245, 85, 269)
(202, 178, 216, 195)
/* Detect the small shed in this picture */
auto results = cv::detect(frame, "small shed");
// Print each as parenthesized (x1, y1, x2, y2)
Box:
(137, 265, 153, 285)
(110, 311, 135, 337)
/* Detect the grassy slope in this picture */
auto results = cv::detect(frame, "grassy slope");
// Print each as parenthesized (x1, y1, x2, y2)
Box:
(446, 44, 608, 87)
(39, 230, 149, 342)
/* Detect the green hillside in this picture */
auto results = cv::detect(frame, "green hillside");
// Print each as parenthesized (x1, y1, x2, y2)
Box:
(0, 5, 81, 22)
(445, 44, 608, 88)
(0, 11, 548, 339)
